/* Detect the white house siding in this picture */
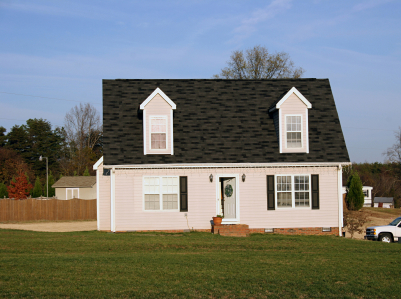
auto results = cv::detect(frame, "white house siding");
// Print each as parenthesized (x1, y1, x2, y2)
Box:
(280, 94, 308, 153)
(99, 165, 340, 232)
(98, 163, 111, 231)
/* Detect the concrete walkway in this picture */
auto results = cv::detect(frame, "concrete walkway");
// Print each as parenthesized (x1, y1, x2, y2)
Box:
(0, 221, 97, 232)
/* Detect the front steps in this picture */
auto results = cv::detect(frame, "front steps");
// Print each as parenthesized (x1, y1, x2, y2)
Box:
(212, 224, 250, 237)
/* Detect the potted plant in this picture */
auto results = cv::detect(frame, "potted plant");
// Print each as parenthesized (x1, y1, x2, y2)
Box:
(212, 215, 224, 225)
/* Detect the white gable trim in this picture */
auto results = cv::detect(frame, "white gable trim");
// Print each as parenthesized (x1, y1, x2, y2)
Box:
(140, 87, 176, 110)
(93, 156, 103, 170)
(274, 87, 312, 110)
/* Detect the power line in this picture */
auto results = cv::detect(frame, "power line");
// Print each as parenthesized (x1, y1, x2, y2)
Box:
(0, 91, 101, 106)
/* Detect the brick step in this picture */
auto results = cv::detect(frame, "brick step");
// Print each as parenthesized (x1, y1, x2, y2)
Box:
(212, 224, 250, 237)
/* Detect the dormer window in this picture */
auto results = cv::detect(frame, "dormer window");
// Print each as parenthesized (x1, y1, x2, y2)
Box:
(286, 115, 302, 148)
(269, 87, 312, 154)
(140, 87, 176, 155)
(150, 116, 167, 149)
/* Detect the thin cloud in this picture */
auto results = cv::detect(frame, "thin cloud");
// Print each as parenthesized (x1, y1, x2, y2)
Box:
(231, 0, 292, 43)
(352, 0, 394, 12)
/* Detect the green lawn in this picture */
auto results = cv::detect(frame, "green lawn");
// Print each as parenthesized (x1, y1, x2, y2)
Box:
(0, 230, 400, 298)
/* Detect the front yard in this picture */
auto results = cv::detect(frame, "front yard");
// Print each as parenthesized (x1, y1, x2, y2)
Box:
(0, 230, 400, 298)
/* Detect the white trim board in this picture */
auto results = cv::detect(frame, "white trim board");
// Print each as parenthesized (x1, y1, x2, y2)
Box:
(140, 87, 177, 110)
(93, 156, 103, 170)
(104, 162, 351, 170)
(270, 87, 312, 111)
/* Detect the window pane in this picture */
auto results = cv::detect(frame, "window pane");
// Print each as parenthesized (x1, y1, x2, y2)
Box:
(295, 192, 310, 207)
(145, 194, 160, 210)
(151, 133, 167, 149)
(163, 194, 178, 210)
(277, 192, 292, 207)
(151, 118, 166, 133)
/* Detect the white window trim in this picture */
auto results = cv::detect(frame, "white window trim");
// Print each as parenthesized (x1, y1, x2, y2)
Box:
(149, 115, 168, 151)
(285, 114, 303, 149)
(275, 174, 311, 209)
(142, 176, 180, 212)
(66, 188, 79, 200)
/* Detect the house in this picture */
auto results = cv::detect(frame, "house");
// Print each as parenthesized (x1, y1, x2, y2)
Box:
(374, 197, 394, 208)
(342, 186, 373, 207)
(93, 79, 350, 236)
(52, 176, 97, 200)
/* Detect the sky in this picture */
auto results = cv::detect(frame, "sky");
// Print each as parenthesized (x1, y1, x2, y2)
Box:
(0, 0, 400, 163)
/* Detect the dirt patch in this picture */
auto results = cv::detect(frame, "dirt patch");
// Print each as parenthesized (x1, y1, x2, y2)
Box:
(344, 208, 400, 240)
(0, 221, 97, 232)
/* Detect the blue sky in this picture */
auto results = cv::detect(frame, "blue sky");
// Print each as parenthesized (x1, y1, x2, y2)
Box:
(0, 0, 400, 163)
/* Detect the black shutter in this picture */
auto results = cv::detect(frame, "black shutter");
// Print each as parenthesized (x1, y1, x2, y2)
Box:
(180, 176, 188, 212)
(311, 174, 319, 210)
(267, 175, 275, 210)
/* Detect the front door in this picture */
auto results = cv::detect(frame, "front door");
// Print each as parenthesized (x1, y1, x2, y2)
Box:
(221, 177, 236, 219)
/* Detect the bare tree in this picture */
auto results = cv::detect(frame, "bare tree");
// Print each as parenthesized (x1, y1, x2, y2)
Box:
(384, 127, 401, 164)
(64, 103, 102, 175)
(214, 45, 304, 79)
(343, 210, 369, 239)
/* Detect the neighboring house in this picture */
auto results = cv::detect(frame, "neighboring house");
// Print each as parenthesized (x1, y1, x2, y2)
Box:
(342, 186, 373, 207)
(52, 176, 97, 200)
(374, 197, 394, 208)
(93, 79, 350, 236)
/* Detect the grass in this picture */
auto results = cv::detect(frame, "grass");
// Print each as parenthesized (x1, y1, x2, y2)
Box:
(363, 207, 401, 217)
(0, 230, 400, 298)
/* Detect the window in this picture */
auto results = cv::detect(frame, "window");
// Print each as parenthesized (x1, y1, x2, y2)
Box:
(363, 190, 369, 198)
(276, 175, 310, 208)
(150, 117, 167, 149)
(286, 115, 302, 148)
(144, 176, 179, 211)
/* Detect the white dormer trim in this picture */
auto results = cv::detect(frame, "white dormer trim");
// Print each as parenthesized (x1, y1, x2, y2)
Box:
(140, 87, 176, 110)
(93, 156, 103, 170)
(270, 87, 312, 112)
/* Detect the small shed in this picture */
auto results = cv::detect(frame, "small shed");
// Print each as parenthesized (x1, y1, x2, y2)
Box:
(373, 197, 394, 209)
(52, 176, 96, 200)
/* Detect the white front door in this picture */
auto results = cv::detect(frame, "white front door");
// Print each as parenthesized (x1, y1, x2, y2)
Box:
(217, 175, 239, 223)
(223, 178, 236, 219)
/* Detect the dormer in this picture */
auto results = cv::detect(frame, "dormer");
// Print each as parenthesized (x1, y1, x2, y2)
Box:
(140, 88, 176, 155)
(269, 87, 312, 154)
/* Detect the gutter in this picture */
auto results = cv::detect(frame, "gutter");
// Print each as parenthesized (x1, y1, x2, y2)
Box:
(102, 162, 351, 170)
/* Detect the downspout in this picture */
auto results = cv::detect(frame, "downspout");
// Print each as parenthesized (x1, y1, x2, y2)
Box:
(111, 167, 116, 232)
(96, 167, 99, 231)
(338, 164, 343, 236)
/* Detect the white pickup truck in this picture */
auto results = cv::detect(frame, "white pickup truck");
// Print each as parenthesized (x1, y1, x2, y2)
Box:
(365, 216, 401, 243)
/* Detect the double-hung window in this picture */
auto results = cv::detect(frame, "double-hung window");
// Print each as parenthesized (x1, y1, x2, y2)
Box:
(286, 115, 302, 148)
(276, 175, 310, 208)
(150, 116, 167, 149)
(144, 176, 179, 211)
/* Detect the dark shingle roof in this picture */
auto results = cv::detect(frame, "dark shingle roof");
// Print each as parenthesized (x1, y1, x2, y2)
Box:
(103, 79, 349, 165)
(52, 176, 96, 188)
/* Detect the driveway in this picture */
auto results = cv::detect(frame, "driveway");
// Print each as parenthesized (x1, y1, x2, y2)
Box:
(0, 221, 97, 232)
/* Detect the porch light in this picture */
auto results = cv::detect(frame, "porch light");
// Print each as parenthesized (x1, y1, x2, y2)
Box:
(242, 174, 246, 182)
(209, 174, 213, 183)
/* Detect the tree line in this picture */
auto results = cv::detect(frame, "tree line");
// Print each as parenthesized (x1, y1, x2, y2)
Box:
(0, 103, 102, 199)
